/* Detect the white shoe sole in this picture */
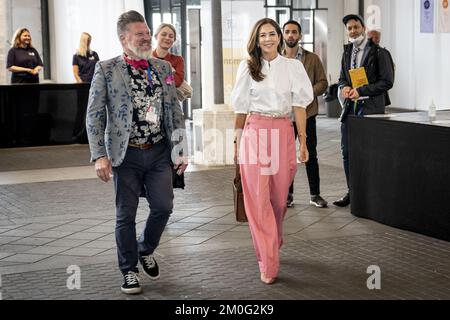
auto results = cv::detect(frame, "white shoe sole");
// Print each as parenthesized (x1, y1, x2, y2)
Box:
(121, 286, 142, 295)
(310, 201, 327, 208)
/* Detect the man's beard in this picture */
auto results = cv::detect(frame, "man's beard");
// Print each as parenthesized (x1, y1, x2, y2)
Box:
(285, 39, 299, 49)
(127, 42, 152, 60)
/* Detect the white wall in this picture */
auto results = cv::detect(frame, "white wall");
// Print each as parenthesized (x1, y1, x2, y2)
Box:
(344, 0, 359, 14)
(365, 0, 450, 110)
(48, 0, 145, 83)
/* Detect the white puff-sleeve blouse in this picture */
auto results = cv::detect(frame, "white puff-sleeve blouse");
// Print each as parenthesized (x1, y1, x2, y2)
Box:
(231, 54, 313, 115)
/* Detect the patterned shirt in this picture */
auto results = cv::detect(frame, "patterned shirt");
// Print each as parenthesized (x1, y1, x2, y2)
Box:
(127, 63, 165, 145)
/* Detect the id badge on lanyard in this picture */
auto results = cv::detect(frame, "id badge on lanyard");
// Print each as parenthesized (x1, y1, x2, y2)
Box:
(146, 106, 159, 124)
(145, 66, 160, 126)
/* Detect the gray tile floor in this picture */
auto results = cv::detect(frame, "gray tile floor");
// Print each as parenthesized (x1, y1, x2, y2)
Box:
(0, 115, 449, 300)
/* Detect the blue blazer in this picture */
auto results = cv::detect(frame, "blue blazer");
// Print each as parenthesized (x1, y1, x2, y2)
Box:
(86, 56, 186, 167)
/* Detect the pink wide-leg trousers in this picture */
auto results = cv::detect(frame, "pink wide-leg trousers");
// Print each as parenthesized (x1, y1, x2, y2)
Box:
(239, 114, 297, 278)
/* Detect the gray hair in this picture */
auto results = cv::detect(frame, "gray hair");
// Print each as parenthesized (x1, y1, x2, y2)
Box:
(117, 10, 147, 37)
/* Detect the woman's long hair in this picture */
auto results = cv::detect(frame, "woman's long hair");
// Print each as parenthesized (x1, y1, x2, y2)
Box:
(76, 32, 92, 57)
(11, 28, 33, 49)
(247, 18, 283, 82)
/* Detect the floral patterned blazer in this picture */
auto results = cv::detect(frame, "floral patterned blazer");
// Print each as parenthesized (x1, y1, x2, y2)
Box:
(86, 56, 186, 167)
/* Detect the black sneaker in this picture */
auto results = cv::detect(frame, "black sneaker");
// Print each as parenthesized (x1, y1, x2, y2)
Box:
(139, 254, 160, 280)
(333, 193, 350, 207)
(310, 195, 328, 208)
(287, 194, 294, 208)
(121, 271, 142, 295)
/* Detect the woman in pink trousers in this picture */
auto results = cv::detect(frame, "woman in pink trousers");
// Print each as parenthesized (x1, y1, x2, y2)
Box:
(231, 18, 313, 285)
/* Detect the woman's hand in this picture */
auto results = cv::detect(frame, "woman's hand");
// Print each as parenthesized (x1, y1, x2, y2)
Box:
(29, 67, 40, 75)
(174, 156, 189, 176)
(299, 143, 309, 164)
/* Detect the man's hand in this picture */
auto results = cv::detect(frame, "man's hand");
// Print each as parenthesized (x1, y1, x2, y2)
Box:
(342, 86, 352, 99)
(174, 156, 189, 176)
(95, 157, 113, 183)
(299, 144, 309, 164)
(349, 88, 360, 100)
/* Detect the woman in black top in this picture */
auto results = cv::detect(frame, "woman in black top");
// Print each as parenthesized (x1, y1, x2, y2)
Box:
(72, 32, 100, 83)
(7, 28, 43, 84)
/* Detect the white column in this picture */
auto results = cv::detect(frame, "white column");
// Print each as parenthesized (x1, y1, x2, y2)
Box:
(193, 0, 235, 166)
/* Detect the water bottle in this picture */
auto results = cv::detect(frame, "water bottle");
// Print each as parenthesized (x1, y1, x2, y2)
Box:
(428, 100, 436, 121)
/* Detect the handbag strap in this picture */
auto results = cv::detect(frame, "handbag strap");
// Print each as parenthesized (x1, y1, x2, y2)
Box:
(235, 164, 241, 181)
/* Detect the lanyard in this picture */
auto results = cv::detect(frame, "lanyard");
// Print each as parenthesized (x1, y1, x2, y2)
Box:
(146, 66, 154, 96)
(147, 66, 153, 84)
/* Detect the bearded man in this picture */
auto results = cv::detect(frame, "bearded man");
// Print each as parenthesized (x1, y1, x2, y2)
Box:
(282, 20, 329, 209)
(86, 10, 188, 295)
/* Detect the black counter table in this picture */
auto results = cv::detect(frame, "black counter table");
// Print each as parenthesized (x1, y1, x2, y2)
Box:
(0, 83, 91, 148)
(348, 111, 450, 242)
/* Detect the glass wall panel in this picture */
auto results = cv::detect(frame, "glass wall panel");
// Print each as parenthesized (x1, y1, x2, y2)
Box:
(293, 10, 313, 44)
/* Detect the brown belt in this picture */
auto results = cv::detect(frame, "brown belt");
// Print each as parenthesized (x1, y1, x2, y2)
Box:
(128, 143, 154, 150)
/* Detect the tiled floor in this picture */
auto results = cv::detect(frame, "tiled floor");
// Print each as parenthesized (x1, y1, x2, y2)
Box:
(0, 115, 449, 300)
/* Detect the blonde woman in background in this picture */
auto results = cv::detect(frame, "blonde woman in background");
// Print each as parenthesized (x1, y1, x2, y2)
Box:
(152, 23, 185, 88)
(73, 32, 100, 83)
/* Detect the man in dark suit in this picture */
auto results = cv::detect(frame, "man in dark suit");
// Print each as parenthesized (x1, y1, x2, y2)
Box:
(333, 14, 394, 207)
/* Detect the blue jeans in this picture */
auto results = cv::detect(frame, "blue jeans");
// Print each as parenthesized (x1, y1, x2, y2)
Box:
(112, 142, 173, 274)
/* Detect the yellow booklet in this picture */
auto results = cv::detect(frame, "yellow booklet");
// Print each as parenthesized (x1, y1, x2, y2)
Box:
(349, 67, 369, 88)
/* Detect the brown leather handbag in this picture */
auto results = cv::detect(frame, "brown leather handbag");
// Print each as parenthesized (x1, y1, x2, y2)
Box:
(233, 165, 248, 223)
